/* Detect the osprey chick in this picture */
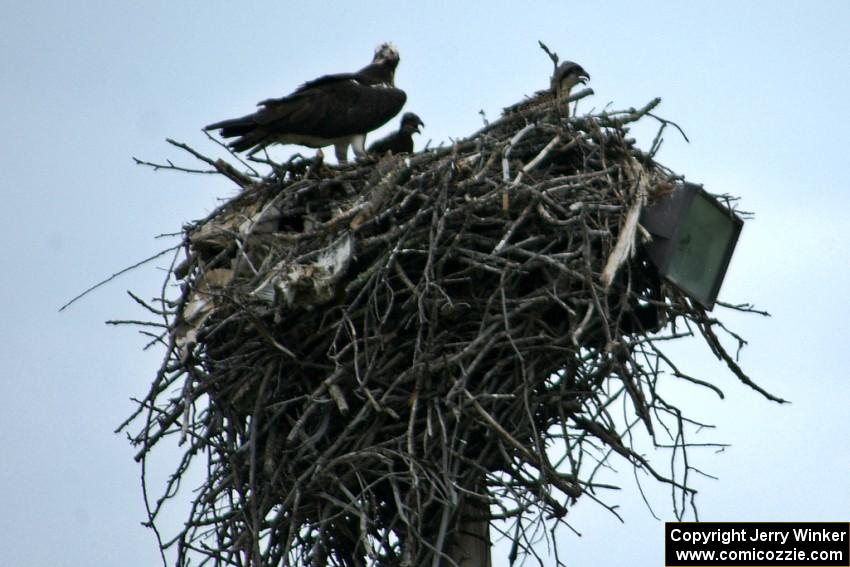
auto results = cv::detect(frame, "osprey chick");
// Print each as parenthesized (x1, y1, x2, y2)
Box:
(205, 43, 406, 164)
(368, 112, 425, 156)
(550, 61, 590, 100)
(503, 60, 590, 116)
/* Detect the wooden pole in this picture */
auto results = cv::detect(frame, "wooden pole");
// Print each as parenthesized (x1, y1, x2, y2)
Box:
(447, 491, 491, 567)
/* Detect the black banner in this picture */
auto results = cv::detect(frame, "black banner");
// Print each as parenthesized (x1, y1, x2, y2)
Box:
(665, 522, 849, 566)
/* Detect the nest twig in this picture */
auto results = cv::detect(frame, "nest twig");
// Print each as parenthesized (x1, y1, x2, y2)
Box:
(119, 89, 776, 567)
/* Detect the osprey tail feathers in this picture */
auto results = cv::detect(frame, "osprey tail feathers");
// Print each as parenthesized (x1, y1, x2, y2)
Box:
(204, 115, 256, 139)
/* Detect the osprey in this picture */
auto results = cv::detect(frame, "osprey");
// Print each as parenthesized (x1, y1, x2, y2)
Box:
(368, 112, 424, 156)
(205, 43, 406, 163)
(550, 61, 590, 100)
(503, 60, 590, 115)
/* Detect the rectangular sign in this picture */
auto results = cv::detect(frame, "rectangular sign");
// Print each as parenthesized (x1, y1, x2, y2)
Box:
(665, 522, 849, 567)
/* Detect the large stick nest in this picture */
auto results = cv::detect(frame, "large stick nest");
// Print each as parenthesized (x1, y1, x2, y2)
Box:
(122, 88, 774, 567)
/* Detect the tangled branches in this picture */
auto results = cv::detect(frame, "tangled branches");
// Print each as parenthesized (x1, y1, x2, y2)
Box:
(120, 89, 775, 567)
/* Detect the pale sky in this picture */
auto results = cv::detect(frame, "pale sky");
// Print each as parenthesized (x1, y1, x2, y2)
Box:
(1, 2, 848, 566)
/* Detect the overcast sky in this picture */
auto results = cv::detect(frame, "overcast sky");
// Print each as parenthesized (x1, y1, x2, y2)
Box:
(1, 1, 848, 566)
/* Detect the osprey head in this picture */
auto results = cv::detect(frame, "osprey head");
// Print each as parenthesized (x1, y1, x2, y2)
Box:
(551, 61, 590, 96)
(359, 42, 401, 85)
(372, 42, 401, 67)
(401, 112, 424, 135)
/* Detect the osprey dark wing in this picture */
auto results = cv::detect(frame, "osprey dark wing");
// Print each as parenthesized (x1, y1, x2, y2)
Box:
(255, 80, 406, 141)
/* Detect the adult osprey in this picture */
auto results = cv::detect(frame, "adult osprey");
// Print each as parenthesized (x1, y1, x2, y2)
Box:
(367, 112, 424, 156)
(503, 61, 590, 115)
(205, 43, 406, 163)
